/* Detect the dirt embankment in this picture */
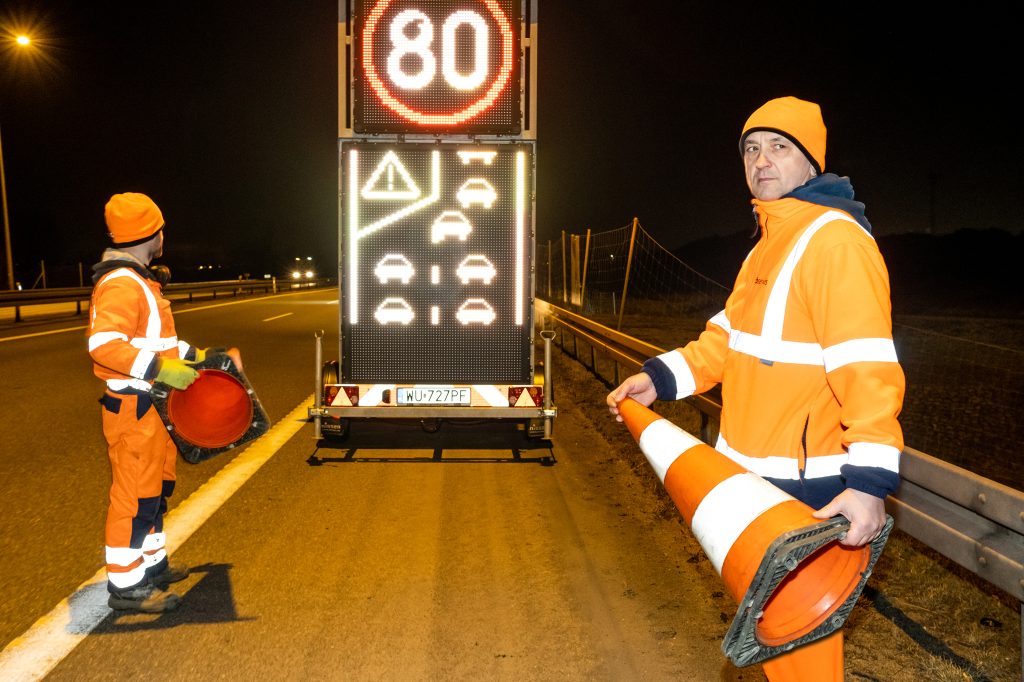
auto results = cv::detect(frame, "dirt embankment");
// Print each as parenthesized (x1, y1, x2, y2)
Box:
(553, 348, 1022, 682)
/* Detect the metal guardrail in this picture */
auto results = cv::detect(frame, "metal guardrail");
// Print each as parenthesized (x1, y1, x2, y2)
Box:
(0, 278, 328, 321)
(536, 299, 1024, 655)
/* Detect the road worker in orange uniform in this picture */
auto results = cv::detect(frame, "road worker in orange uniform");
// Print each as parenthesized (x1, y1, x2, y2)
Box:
(88, 192, 204, 612)
(607, 97, 905, 678)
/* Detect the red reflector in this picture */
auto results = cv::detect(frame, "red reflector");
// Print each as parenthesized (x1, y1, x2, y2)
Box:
(527, 387, 543, 405)
(508, 387, 524, 406)
(344, 386, 360, 406)
(324, 386, 341, 405)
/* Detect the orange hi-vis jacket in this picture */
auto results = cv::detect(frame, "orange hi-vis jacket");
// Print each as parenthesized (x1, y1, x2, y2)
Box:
(643, 197, 905, 498)
(88, 261, 193, 390)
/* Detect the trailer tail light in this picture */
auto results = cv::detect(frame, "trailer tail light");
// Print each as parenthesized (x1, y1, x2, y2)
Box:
(324, 385, 360, 406)
(508, 386, 543, 407)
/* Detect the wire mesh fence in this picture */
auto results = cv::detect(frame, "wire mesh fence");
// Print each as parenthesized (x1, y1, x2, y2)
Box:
(540, 220, 1023, 489)
(538, 220, 730, 322)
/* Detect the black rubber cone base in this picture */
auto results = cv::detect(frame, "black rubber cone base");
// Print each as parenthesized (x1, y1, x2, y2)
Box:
(151, 348, 271, 464)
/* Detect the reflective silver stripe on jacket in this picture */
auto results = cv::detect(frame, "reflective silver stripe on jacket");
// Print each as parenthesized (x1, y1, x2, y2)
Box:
(90, 268, 176, 390)
(727, 210, 896, 368)
(715, 433, 847, 480)
(105, 378, 153, 392)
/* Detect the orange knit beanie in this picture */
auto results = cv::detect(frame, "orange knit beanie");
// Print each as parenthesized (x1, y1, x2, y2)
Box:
(740, 96, 827, 173)
(105, 192, 164, 244)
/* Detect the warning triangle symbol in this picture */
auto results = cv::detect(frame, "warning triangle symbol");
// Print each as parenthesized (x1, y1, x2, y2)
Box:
(361, 151, 421, 200)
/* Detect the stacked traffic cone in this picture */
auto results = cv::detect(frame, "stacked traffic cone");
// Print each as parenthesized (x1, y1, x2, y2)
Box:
(617, 398, 891, 679)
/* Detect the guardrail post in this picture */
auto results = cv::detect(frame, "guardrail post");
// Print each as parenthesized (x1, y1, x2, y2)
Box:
(616, 217, 639, 331)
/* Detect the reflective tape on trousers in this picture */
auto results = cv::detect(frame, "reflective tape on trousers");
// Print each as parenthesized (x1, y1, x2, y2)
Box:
(690, 472, 794, 574)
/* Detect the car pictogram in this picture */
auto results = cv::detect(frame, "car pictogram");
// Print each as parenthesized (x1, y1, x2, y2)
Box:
(374, 254, 414, 284)
(430, 211, 473, 243)
(456, 255, 497, 285)
(456, 179, 497, 209)
(456, 298, 496, 325)
(374, 298, 415, 325)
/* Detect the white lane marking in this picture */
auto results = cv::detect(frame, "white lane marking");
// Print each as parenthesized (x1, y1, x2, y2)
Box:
(0, 395, 314, 681)
(0, 289, 327, 343)
(261, 313, 294, 322)
(0, 325, 88, 343)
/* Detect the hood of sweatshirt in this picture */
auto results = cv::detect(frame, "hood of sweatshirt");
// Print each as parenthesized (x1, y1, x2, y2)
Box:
(90, 249, 156, 285)
(783, 173, 872, 233)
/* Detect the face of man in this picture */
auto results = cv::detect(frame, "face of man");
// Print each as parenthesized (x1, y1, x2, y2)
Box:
(152, 230, 164, 259)
(742, 131, 816, 200)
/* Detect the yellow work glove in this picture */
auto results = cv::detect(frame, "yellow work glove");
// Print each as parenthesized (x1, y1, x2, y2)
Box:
(192, 347, 207, 363)
(155, 357, 200, 390)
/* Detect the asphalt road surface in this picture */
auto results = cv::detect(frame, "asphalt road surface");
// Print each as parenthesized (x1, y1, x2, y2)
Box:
(0, 289, 747, 681)
(4, 289, 1018, 681)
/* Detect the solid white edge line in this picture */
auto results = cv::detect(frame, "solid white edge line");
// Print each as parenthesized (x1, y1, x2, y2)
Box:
(0, 289, 327, 343)
(0, 395, 314, 681)
(261, 313, 294, 322)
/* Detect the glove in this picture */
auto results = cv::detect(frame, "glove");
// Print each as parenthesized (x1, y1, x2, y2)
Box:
(155, 357, 199, 390)
(192, 347, 207, 363)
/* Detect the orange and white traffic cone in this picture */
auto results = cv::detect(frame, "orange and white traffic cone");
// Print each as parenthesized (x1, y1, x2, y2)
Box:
(617, 398, 891, 678)
(152, 348, 271, 463)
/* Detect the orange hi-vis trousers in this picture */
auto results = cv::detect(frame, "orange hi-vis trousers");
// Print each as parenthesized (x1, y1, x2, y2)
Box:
(762, 631, 843, 681)
(100, 390, 177, 592)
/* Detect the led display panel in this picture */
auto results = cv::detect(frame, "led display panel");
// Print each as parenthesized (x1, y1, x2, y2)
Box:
(354, 0, 520, 134)
(341, 142, 533, 383)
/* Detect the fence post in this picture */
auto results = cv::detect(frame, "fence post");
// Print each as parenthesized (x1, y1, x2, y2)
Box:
(560, 230, 568, 304)
(76, 262, 84, 315)
(580, 228, 591, 313)
(616, 217, 639, 331)
(569, 234, 581, 308)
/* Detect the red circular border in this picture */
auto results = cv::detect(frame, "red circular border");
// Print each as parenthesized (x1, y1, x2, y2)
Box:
(362, 0, 515, 126)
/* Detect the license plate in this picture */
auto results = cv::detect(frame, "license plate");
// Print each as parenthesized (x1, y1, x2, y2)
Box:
(396, 387, 471, 406)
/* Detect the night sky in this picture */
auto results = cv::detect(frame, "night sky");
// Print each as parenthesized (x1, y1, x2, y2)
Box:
(0, 2, 1018, 285)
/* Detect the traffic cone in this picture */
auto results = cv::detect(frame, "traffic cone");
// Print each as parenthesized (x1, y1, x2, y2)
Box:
(617, 398, 891, 672)
(152, 348, 271, 463)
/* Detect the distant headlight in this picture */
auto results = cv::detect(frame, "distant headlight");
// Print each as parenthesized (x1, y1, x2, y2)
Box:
(292, 271, 302, 279)
(305, 270, 314, 279)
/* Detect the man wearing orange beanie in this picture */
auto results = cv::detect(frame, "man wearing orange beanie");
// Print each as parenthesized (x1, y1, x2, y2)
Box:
(87, 192, 205, 612)
(608, 97, 905, 677)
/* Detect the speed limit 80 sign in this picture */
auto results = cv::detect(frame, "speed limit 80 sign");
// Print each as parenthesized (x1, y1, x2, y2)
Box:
(353, 0, 521, 134)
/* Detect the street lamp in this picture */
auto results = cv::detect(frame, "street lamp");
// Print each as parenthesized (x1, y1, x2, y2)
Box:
(1, 33, 35, 290)
(0, 121, 17, 291)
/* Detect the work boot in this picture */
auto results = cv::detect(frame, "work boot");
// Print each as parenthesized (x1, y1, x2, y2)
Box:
(108, 584, 181, 613)
(148, 560, 190, 589)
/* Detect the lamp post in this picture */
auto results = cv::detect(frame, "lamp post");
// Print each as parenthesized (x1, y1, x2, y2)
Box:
(1, 122, 14, 289)
(1, 34, 34, 290)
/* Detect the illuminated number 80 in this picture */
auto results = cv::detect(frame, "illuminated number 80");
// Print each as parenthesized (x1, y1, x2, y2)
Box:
(387, 9, 490, 91)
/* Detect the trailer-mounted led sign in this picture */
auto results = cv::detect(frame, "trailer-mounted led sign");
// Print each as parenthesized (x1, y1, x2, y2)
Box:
(341, 141, 532, 384)
(355, 0, 520, 134)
